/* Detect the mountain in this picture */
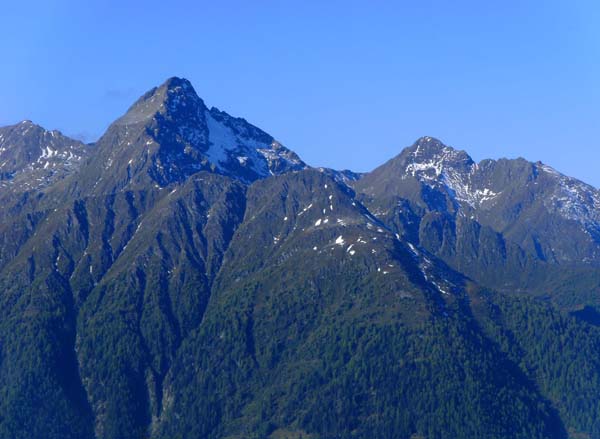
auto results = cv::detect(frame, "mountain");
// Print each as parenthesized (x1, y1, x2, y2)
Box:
(1, 78, 600, 439)
(0, 122, 88, 276)
(0, 120, 87, 191)
(354, 136, 600, 306)
(67, 77, 305, 197)
(356, 136, 600, 262)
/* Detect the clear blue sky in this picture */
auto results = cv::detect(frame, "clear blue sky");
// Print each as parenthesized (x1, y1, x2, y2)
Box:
(2, 1, 599, 185)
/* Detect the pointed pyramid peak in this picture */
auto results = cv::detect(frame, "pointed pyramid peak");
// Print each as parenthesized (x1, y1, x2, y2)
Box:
(392, 137, 475, 182)
(153, 76, 201, 105)
(116, 76, 205, 126)
(161, 76, 194, 91)
(411, 136, 452, 156)
(415, 135, 445, 146)
(406, 136, 473, 166)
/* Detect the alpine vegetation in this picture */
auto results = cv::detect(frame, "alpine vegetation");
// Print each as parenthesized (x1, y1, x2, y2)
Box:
(1, 78, 600, 439)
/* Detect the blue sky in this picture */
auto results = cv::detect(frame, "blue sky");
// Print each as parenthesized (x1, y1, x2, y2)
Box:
(2, 1, 599, 185)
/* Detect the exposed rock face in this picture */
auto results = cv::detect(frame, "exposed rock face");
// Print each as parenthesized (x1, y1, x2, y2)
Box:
(0, 120, 87, 191)
(1, 79, 600, 439)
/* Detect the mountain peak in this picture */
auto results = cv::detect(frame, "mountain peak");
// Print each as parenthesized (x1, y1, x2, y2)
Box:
(116, 76, 205, 126)
(0, 121, 87, 190)
(162, 75, 193, 90)
(409, 136, 470, 159)
(5, 119, 44, 134)
(79, 77, 307, 192)
(402, 137, 474, 178)
(414, 135, 445, 148)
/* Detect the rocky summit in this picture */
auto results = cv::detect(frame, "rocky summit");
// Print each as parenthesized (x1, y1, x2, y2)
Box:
(1, 77, 600, 439)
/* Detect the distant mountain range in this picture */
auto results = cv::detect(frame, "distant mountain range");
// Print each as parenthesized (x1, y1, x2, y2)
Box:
(1, 77, 600, 439)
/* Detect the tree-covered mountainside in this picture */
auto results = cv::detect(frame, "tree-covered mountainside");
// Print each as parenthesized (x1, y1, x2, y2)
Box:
(0, 78, 600, 439)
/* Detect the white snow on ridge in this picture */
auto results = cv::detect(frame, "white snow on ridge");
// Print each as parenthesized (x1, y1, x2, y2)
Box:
(405, 143, 501, 207)
(539, 163, 600, 228)
(204, 109, 303, 179)
(205, 111, 238, 167)
(406, 160, 443, 178)
(0, 124, 86, 192)
(473, 187, 498, 203)
(407, 141, 600, 236)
